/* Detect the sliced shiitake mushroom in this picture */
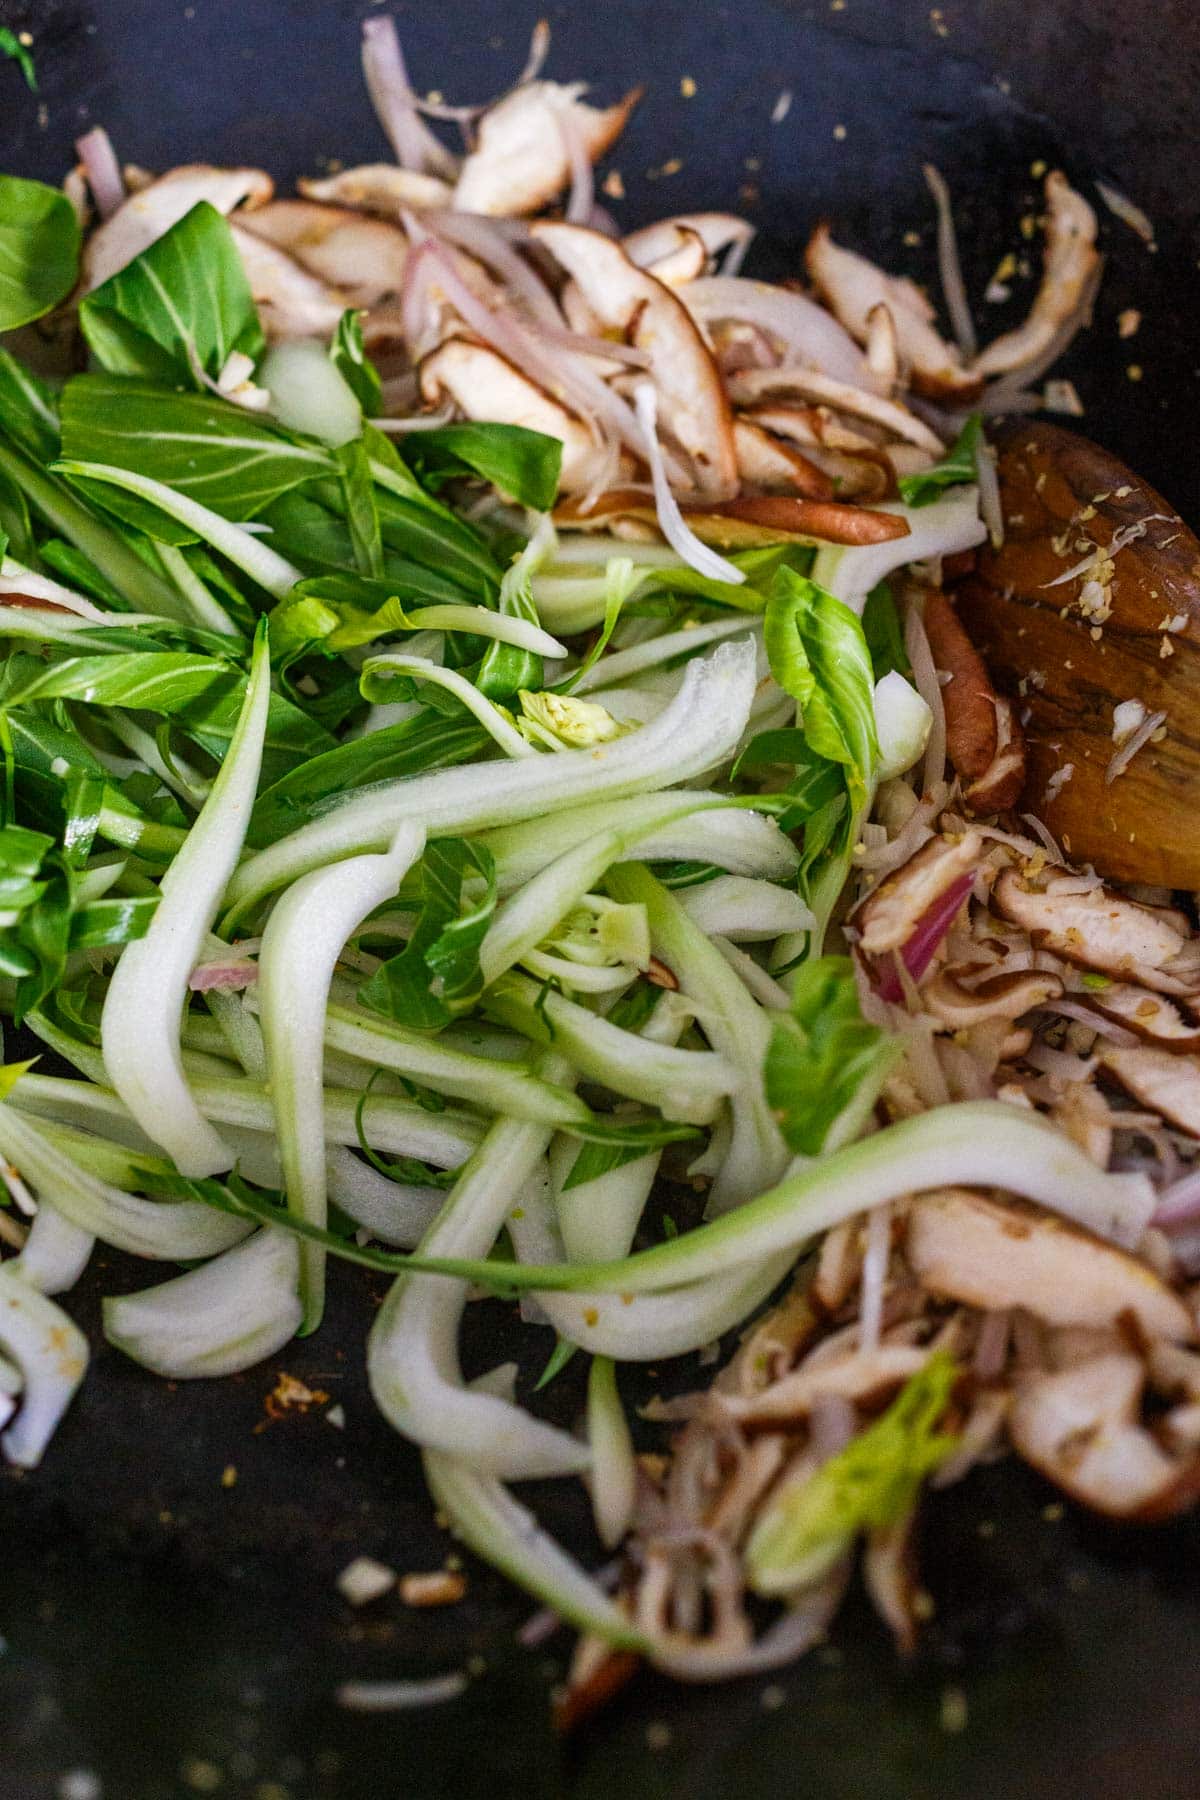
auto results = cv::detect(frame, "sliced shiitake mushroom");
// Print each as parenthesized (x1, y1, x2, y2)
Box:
(1100, 1045, 1200, 1139)
(972, 172, 1101, 379)
(725, 1343, 932, 1423)
(727, 365, 945, 456)
(531, 222, 737, 494)
(623, 213, 753, 282)
(732, 419, 835, 499)
(992, 870, 1200, 996)
(236, 199, 410, 307)
(922, 967, 1063, 1030)
(83, 164, 274, 289)
(806, 222, 980, 400)
(551, 488, 909, 548)
(454, 81, 640, 217)
(922, 588, 1026, 813)
(1009, 1353, 1200, 1520)
(904, 1188, 1193, 1340)
(1077, 983, 1200, 1054)
(855, 832, 982, 957)
(298, 163, 454, 216)
(419, 338, 601, 492)
(229, 225, 349, 339)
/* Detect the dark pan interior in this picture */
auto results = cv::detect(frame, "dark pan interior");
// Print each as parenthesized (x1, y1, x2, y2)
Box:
(3, 3, 1200, 1797)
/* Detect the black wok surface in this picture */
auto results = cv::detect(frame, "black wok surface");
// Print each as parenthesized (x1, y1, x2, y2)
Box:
(2, 3, 1200, 1796)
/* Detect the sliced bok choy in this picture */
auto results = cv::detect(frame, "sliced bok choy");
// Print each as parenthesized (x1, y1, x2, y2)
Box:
(104, 1228, 302, 1378)
(100, 624, 273, 1177)
(0, 1263, 89, 1468)
(258, 821, 426, 1331)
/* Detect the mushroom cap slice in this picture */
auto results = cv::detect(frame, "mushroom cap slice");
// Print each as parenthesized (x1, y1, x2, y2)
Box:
(419, 337, 601, 493)
(1100, 1045, 1200, 1139)
(728, 365, 946, 456)
(627, 225, 708, 290)
(806, 222, 980, 399)
(228, 226, 349, 340)
(921, 587, 1002, 778)
(551, 488, 909, 548)
(530, 221, 737, 495)
(905, 1188, 1193, 1340)
(454, 81, 640, 217)
(855, 831, 982, 956)
(725, 1343, 932, 1423)
(298, 164, 453, 216)
(732, 419, 835, 499)
(83, 164, 274, 289)
(964, 698, 1027, 814)
(922, 967, 1063, 1029)
(741, 405, 893, 501)
(922, 588, 1026, 811)
(1010, 1354, 1200, 1519)
(972, 172, 1101, 379)
(623, 213, 753, 274)
(1079, 983, 1200, 1053)
(992, 868, 1200, 995)
(236, 199, 409, 308)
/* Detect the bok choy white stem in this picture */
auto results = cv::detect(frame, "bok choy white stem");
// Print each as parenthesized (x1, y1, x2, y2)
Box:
(423, 1442, 645, 1649)
(480, 793, 799, 896)
(485, 972, 738, 1124)
(100, 625, 273, 1177)
(12, 1201, 94, 1297)
(587, 1356, 637, 1550)
(0, 1265, 89, 1468)
(0, 1102, 251, 1260)
(607, 863, 788, 1212)
(224, 637, 758, 919)
(258, 822, 426, 1332)
(104, 1229, 302, 1378)
(368, 1128, 591, 1480)
(320, 1002, 594, 1128)
(54, 463, 306, 599)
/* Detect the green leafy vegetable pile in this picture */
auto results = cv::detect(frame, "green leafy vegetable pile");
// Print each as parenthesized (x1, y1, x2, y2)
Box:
(0, 173, 1003, 1679)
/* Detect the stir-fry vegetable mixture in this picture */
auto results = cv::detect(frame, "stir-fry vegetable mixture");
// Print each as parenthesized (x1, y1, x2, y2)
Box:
(2, 14, 1198, 1707)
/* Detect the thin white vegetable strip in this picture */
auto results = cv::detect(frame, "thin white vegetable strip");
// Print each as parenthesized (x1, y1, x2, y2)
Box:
(550, 992, 691, 1264)
(155, 541, 242, 636)
(368, 1130, 591, 1480)
(0, 1102, 251, 1260)
(104, 1230, 302, 1378)
(478, 801, 729, 989)
(100, 627, 272, 1177)
(509, 1153, 795, 1357)
(486, 972, 739, 1124)
(10, 1071, 482, 1167)
(608, 863, 788, 1212)
(575, 616, 761, 692)
(398, 605, 566, 657)
(587, 1356, 637, 1550)
(0, 1265, 89, 1468)
(258, 823, 426, 1332)
(677, 875, 816, 942)
(318, 1004, 594, 1126)
(225, 638, 758, 915)
(423, 1442, 645, 1650)
(55, 463, 305, 599)
(812, 489, 986, 612)
(479, 793, 799, 896)
(359, 655, 537, 759)
(12, 1202, 95, 1297)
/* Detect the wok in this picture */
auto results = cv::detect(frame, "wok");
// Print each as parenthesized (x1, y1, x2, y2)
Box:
(2, 2, 1200, 1796)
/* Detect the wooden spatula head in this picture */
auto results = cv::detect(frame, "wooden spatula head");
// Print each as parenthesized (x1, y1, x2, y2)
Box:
(955, 420, 1200, 888)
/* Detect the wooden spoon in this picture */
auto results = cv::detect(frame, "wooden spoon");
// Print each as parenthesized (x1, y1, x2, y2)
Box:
(954, 419, 1200, 888)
